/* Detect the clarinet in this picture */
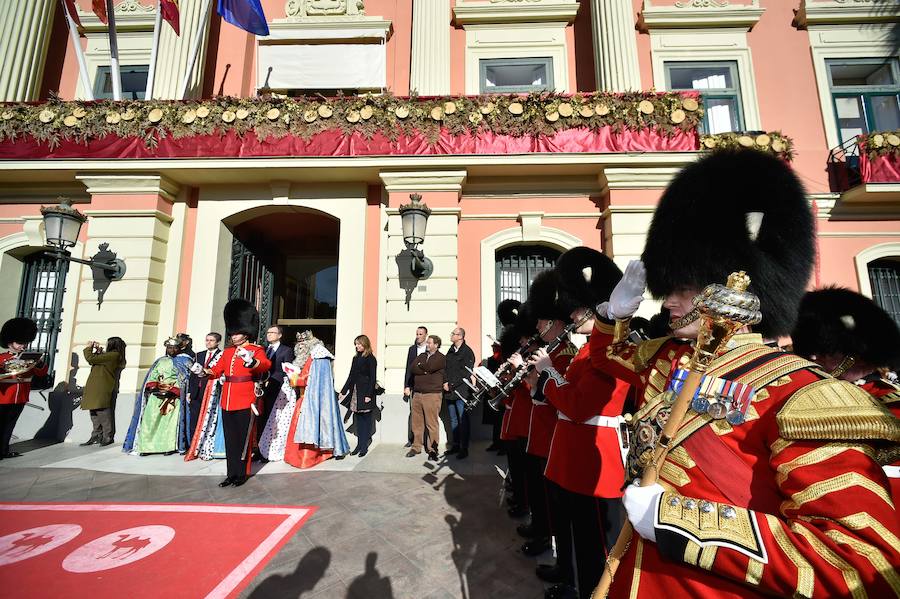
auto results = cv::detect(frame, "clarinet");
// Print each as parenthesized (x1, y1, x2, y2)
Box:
(460, 330, 546, 412)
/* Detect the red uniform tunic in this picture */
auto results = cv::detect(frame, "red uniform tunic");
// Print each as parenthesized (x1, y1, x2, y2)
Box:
(590, 321, 900, 599)
(544, 343, 631, 498)
(861, 378, 900, 501)
(527, 341, 577, 459)
(0, 352, 48, 405)
(208, 344, 271, 411)
(501, 384, 533, 441)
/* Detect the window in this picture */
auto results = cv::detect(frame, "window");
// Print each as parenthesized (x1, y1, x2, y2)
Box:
(869, 259, 900, 327)
(495, 245, 560, 335)
(16, 254, 69, 379)
(665, 61, 744, 134)
(93, 65, 149, 100)
(480, 58, 554, 94)
(827, 58, 900, 145)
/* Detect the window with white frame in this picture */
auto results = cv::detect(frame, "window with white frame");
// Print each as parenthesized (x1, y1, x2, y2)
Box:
(826, 58, 900, 146)
(665, 61, 744, 134)
(868, 258, 900, 327)
(480, 58, 554, 94)
(94, 65, 149, 100)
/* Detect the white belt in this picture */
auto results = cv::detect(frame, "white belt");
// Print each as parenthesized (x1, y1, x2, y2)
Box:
(884, 465, 900, 479)
(557, 412, 623, 428)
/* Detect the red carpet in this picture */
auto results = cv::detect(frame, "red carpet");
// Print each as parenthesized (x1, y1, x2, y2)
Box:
(0, 502, 315, 598)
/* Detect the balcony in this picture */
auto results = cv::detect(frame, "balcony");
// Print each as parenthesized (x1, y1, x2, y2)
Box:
(829, 131, 900, 205)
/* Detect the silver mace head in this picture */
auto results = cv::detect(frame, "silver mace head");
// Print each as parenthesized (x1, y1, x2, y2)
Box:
(690, 271, 762, 371)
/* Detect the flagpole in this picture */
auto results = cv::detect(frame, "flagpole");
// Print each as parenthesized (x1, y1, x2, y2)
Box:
(60, 0, 94, 100)
(179, 0, 214, 100)
(105, 0, 122, 100)
(145, 1, 163, 100)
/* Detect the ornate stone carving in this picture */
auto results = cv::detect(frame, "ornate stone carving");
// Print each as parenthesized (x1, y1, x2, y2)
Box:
(115, 0, 156, 14)
(285, 0, 366, 18)
(675, 0, 730, 7)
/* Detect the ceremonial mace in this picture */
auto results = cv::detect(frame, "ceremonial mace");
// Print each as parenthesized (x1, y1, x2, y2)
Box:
(592, 271, 761, 598)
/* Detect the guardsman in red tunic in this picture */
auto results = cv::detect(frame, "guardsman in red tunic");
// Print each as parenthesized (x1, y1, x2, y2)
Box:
(207, 300, 271, 488)
(509, 270, 577, 560)
(529, 247, 631, 599)
(0, 318, 48, 459)
(790, 286, 900, 501)
(590, 150, 899, 599)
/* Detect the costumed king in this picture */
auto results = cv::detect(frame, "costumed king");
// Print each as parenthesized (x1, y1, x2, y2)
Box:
(0, 318, 47, 459)
(589, 149, 899, 598)
(206, 299, 271, 488)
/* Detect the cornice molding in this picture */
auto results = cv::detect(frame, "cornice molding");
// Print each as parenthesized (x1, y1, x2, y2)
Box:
(794, 0, 900, 29)
(82, 209, 175, 224)
(76, 173, 180, 201)
(379, 170, 468, 193)
(453, 0, 579, 26)
(264, 17, 392, 41)
(599, 166, 686, 190)
(77, 0, 156, 32)
(638, 0, 765, 31)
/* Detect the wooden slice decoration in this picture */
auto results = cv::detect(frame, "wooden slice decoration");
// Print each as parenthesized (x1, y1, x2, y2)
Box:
(469, 112, 482, 125)
(558, 102, 573, 117)
(72, 107, 86, 119)
(196, 106, 210, 118)
(738, 135, 754, 147)
(121, 109, 136, 121)
(235, 108, 249, 120)
(578, 105, 594, 118)
(682, 97, 699, 112)
(266, 107, 281, 120)
(395, 105, 409, 119)
(303, 109, 317, 123)
(63, 115, 78, 127)
(638, 100, 655, 115)
(771, 139, 785, 153)
(480, 102, 495, 114)
(182, 110, 197, 124)
(221, 110, 236, 123)
(702, 137, 717, 149)
(38, 109, 55, 123)
(360, 106, 374, 120)
(346, 110, 361, 123)
(595, 104, 610, 116)
(318, 105, 333, 118)
(887, 134, 900, 147)
(670, 109, 686, 124)
(105, 112, 121, 124)
(148, 108, 164, 123)
(508, 102, 524, 115)
(755, 134, 771, 147)
(545, 111, 560, 122)
(443, 101, 457, 115)
(872, 134, 885, 147)
(430, 106, 444, 121)
(1, 111, 14, 120)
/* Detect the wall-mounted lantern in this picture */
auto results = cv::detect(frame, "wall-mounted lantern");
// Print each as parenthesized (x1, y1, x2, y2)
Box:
(398, 193, 433, 279)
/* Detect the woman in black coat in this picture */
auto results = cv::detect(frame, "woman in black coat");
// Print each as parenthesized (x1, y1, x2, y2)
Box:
(339, 335, 377, 457)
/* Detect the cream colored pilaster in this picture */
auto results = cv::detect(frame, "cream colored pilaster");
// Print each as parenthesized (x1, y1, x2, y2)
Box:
(151, 0, 212, 99)
(379, 170, 466, 393)
(74, 173, 180, 392)
(410, 0, 451, 95)
(591, 0, 642, 92)
(0, 0, 55, 101)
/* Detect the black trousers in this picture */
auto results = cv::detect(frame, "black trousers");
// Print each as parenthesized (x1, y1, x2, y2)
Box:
(506, 438, 528, 508)
(354, 410, 374, 453)
(524, 453, 551, 538)
(221, 408, 252, 478)
(0, 404, 25, 456)
(548, 480, 626, 598)
(258, 380, 280, 441)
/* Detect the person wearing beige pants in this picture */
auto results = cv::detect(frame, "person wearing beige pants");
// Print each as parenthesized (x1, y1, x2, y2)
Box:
(406, 335, 446, 460)
(410, 391, 442, 455)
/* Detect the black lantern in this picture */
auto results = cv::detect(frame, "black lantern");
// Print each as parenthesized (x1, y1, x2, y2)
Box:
(398, 193, 433, 279)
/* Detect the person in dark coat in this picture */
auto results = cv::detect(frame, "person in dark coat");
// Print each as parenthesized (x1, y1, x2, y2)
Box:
(402, 326, 428, 447)
(188, 332, 222, 438)
(340, 335, 378, 457)
(259, 325, 295, 446)
(80, 337, 126, 446)
(444, 326, 476, 459)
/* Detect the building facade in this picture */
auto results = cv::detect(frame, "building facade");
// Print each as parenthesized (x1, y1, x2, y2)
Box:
(0, 0, 898, 442)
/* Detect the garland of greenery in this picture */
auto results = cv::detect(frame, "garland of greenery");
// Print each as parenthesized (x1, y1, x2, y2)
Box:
(0, 92, 704, 150)
(858, 130, 900, 159)
(699, 131, 794, 161)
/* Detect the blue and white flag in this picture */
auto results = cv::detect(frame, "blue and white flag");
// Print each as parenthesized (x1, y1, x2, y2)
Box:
(217, 0, 269, 36)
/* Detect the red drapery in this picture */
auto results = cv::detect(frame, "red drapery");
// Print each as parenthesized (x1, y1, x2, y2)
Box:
(860, 152, 900, 183)
(0, 127, 698, 160)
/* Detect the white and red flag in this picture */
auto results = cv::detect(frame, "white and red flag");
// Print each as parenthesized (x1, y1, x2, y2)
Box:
(160, 0, 181, 35)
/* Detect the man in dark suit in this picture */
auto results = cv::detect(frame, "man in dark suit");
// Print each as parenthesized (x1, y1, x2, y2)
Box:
(259, 325, 295, 442)
(188, 332, 222, 438)
(403, 326, 428, 448)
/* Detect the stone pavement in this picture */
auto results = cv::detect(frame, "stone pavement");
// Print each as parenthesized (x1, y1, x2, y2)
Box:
(0, 439, 551, 599)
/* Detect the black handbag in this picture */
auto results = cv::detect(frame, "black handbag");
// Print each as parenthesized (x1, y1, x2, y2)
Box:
(374, 381, 385, 396)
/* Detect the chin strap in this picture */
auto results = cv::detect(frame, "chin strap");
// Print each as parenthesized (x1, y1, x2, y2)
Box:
(829, 355, 857, 379)
(668, 307, 700, 332)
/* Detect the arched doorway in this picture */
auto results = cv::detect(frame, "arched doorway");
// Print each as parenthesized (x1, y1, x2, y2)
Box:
(227, 209, 340, 352)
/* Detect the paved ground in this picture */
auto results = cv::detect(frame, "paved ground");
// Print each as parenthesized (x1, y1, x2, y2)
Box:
(0, 439, 549, 599)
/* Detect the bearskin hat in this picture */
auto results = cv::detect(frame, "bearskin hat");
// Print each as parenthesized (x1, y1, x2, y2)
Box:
(499, 323, 523, 360)
(498, 302, 540, 359)
(528, 270, 573, 322)
(641, 149, 814, 338)
(1, 317, 37, 347)
(224, 299, 260, 340)
(555, 247, 623, 310)
(497, 299, 522, 328)
(791, 287, 900, 370)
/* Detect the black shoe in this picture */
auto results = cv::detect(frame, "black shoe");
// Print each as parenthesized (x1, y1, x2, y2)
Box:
(404, 442, 412, 448)
(218, 477, 235, 487)
(507, 505, 529, 518)
(358, 450, 368, 458)
(535, 564, 565, 584)
(516, 523, 536, 539)
(544, 583, 578, 599)
(80, 437, 99, 446)
(496, 447, 507, 456)
(427, 451, 439, 461)
(99, 439, 114, 447)
(521, 537, 551, 557)
(231, 476, 247, 487)
(456, 449, 469, 460)
(2, 451, 22, 458)
(334, 455, 346, 460)
(405, 450, 420, 458)
(445, 446, 459, 455)
(351, 447, 360, 456)
(485, 443, 499, 452)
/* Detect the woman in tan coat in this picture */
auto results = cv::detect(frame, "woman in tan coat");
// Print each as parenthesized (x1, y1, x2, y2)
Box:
(80, 337, 126, 446)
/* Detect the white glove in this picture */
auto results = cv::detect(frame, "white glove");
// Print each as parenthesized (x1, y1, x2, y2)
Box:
(607, 260, 646, 320)
(528, 347, 552, 373)
(623, 481, 664, 543)
(235, 346, 254, 366)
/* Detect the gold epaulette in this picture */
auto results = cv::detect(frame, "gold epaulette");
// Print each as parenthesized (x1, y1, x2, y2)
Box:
(635, 336, 671, 371)
(559, 343, 578, 357)
(778, 378, 900, 443)
(881, 390, 900, 406)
